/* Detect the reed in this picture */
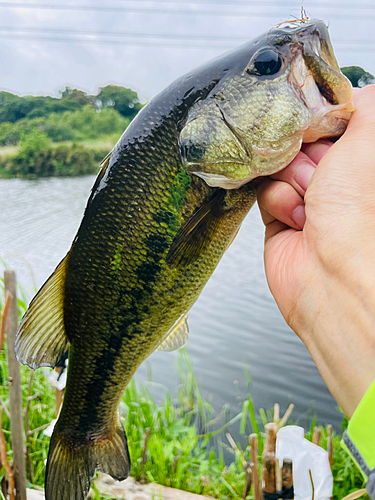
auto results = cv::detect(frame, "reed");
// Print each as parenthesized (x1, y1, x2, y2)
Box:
(0, 280, 368, 500)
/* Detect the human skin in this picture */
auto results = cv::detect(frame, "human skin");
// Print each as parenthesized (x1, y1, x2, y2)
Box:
(256, 85, 375, 418)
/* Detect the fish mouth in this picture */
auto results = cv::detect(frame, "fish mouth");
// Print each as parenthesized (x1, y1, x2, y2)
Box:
(287, 21, 354, 142)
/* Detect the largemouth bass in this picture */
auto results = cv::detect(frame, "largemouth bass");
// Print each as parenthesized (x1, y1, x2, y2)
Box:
(16, 19, 353, 500)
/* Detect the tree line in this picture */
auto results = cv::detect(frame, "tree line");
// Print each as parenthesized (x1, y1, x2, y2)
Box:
(0, 85, 143, 177)
(0, 67, 372, 178)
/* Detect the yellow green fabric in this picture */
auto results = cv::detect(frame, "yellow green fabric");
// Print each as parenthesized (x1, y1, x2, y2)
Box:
(341, 440, 368, 481)
(341, 378, 375, 500)
(347, 379, 375, 470)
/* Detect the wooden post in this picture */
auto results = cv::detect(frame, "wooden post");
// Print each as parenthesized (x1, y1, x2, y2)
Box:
(275, 458, 282, 492)
(282, 459, 294, 499)
(327, 424, 333, 469)
(4, 271, 27, 500)
(263, 423, 278, 496)
(242, 461, 252, 500)
(312, 426, 321, 446)
(264, 423, 277, 454)
(273, 404, 280, 425)
(250, 434, 261, 500)
(263, 452, 276, 495)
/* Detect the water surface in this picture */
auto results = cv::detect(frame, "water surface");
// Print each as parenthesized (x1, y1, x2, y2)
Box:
(1, 176, 343, 434)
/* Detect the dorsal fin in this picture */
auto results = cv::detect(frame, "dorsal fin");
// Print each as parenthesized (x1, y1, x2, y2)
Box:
(166, 189, 225, 268)
(15, 255, 70, 369)
(155, 314, 189, 352)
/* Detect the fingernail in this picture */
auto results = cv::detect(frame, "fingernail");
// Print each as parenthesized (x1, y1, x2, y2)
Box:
(294, 163, 315, 192)
(292, 205, 306, 229)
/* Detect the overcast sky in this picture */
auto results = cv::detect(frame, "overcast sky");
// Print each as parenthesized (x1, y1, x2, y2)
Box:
(0, 0, 374, 101)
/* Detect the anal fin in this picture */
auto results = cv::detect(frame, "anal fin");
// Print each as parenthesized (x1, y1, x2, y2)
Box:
(15, 255, 70, 369)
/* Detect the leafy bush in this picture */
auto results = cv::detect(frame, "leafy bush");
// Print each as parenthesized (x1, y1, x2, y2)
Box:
(0, 85, 142, 177)
(43, 106, 129, 142)
(0, 141, 108, 178)
(341, 66, 375, 87)
(17, 129, 52, 159)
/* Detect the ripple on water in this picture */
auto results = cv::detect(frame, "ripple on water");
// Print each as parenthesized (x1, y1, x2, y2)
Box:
(1, 176, 343, 434)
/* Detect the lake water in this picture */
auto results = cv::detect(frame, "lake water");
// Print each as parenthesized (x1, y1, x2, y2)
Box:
(1, 176, 343, 435)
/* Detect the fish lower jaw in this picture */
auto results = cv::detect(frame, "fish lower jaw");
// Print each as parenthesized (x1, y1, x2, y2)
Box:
(192, 137, 304, 188)
(302, 111, 351, 143)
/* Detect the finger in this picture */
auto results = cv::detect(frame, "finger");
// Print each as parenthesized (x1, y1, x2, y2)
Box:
(269, 151, 316, 197)
(257, 178, 306, 231)
(302, 139, 333, 164)
(264, 218, 294, 242)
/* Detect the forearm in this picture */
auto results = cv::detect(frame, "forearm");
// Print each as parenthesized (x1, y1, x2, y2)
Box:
(258, 86, 375, 498)
(280, 257, 375, 418)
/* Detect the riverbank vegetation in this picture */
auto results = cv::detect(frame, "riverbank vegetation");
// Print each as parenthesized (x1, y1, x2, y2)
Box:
(1, 67, 374, 180)
(0, 282, 367, 500)
(0, 86, 142, 178)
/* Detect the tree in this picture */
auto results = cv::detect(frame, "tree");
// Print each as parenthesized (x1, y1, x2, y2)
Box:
(0, 88, 93, 123)
(97, 85, 143, 120)
(59, 87, 94, 108)
(341, 66, 375, 88)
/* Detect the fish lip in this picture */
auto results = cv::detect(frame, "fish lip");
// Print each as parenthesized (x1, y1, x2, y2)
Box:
(289, 67, 352, 142)
(287, 38, 354, 143)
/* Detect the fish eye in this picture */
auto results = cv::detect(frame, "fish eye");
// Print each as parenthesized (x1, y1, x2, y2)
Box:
(246, 49, 282, 76)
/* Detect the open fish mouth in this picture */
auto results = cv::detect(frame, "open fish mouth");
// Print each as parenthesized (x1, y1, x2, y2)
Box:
(287, 21, 354, 143)
(179, 19, 355, 189)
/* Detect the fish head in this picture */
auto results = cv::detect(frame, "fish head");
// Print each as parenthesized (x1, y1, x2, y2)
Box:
(179, 19, 354, 189)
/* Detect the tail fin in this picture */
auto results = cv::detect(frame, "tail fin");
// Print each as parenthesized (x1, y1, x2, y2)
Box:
(45, 420, 130, 500)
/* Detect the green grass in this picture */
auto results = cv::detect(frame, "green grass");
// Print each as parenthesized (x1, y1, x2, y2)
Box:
(0, 145, 17, 157)
(0, 279, 368, 499)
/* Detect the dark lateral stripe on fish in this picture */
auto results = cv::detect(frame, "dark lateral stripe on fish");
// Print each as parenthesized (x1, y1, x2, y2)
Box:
(75, 333, 126, 434)
(73, 224, 174, 432)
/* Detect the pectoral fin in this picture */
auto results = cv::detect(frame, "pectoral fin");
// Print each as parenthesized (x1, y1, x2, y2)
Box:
(166, 189, 225, 268)
(155, 314, 189, 352)
(15, 255, 70, 369)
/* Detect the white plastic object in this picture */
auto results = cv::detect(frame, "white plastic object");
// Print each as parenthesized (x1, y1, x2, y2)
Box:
(47, 358, 68, 391)
(276, 425, 333, 500)
(43, 418, 57, 437)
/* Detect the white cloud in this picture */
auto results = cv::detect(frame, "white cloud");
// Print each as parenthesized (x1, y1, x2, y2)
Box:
(0, 0, 374, 99)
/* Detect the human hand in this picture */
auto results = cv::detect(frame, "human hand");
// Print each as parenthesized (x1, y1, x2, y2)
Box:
(257, 85, 375, 418)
